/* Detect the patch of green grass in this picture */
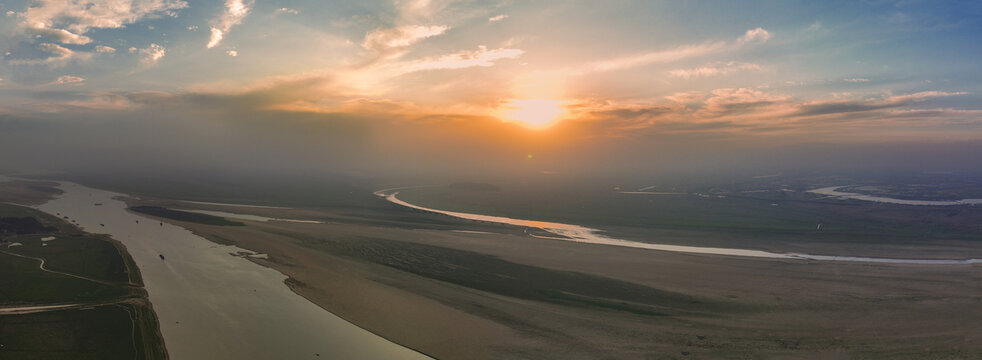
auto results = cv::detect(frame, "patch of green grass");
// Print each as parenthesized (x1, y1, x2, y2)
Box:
(0, 204, 77, 234)
(5, 235, 130, 283)
(0, 252, 129, 305)
(0, 304, 145, 360)
(128, 206, 244, 226)
(0, 202, 164, 359)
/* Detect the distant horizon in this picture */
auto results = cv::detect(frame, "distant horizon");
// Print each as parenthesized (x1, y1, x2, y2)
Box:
(2, 1, 982, 179)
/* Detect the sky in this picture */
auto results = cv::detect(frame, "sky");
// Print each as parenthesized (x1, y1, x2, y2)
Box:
(2, 0, 982, 180)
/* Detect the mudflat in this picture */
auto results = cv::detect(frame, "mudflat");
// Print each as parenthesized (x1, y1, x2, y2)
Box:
(126, 197, 982, 359)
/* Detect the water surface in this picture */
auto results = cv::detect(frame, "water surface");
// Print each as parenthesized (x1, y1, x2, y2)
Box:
(379, 189, 981, 265)
(37, 182, 429, 360)
(809, 186, 982, 206)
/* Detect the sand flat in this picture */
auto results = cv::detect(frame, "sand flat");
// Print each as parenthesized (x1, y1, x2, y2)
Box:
(138, 197, 982, 359)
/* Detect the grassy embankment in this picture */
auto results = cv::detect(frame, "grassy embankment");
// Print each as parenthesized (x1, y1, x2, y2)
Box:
(0, 201, 166, 360)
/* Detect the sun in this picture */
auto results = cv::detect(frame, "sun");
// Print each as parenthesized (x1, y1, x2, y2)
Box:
(498, 99, 565, 129)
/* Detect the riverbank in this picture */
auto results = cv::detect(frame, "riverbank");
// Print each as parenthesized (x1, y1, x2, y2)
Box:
(0, 181, 167, 360)
(30, 181, 430, 360)
(123, 192, 982, 359)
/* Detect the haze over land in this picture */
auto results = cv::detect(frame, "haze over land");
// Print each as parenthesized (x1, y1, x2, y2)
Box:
(3, 2, 982, 359)
(2, 1, 982, 182)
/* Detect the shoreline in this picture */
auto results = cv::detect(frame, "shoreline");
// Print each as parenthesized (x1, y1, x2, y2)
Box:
(27, 178, 982, 358)
(125, 207, 439, 360)
(381, 189, 982, 265)
(38, 180, 430, 360)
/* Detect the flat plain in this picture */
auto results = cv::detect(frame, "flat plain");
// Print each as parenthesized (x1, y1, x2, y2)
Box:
(121, 175, 982, 359)
(0, 181, 166, 360)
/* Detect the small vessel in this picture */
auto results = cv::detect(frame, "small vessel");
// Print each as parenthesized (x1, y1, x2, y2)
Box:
(99, 224, 105, 227)
(160, 222, 163, 226)
(159, 254, 165, 260)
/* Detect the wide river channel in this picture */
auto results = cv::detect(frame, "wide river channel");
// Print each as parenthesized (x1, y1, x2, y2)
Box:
(37, 182, 430, 360)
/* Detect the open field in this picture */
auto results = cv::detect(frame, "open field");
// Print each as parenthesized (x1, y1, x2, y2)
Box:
(394, 180, 982, 258)
(0, 302, 165, 360)
(132, 193, 982, 359)
(0, 251, 131, 304)
(0, 194, 165, 360)
(3, 235, 132, 283)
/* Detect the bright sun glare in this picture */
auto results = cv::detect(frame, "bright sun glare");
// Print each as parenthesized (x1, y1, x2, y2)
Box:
(499, 99, 565, 129)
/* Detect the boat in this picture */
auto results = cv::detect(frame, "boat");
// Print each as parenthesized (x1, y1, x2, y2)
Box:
(159, 254, 165, 260)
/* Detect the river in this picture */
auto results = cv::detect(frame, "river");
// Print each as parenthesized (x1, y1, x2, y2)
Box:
(378, 189, 981, 265)
(36, 182, 430, 360)
(808, 186, 982, 206)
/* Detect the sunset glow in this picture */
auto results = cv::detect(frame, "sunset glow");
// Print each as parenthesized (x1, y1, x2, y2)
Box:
(3, 2, 982, 359)
(0, 1, 980, 172)
(499, 99, 566, 129)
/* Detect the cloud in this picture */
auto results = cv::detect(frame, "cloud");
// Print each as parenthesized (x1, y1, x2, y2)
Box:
(226, 50, 238, 57)
(738, 27, 772, 43)
(25, 27, 92, 45)
(699, 87, 792, 118)
(53, 75, 85, 85)
(568, 89, 971, 138)
(207, 0, 254, 49)
(795, 91, 967, 116)
(361, 25, 449, 59)
(575, 27, 771, 74)
(7, 43, 92, 66)
(581, 42, 724, 74)
(400, 46, 523, 72)
(489, 14, 508, 22)
(668, 62, 762, 79)
(95, 45, 116, 53)
(130, 44, 166, 66)
(127, 74, 342, 112)
(18, 0, 187, 45)
(664, 91, 706, 104)
(844, 78, 870, 83)
(275, 8, 299, 15)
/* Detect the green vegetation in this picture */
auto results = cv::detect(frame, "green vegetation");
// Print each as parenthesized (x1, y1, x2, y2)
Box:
(0, 217, 55, 236)
(0, 202, 164, 359)
(0, 203, 77, 234)
(129, 205, 244, 226)
(4, 235, 131, 283)
(0, 252, 130, 304)
(0, 303, 163, 360)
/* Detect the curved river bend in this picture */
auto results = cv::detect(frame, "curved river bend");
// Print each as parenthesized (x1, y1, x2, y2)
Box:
(378, 190, 981, 265)
(38, 182, 429, 360)
(808, 186, 982, 206)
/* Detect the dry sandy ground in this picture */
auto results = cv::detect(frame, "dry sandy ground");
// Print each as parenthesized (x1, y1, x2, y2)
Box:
(123, 198, 982, 360)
